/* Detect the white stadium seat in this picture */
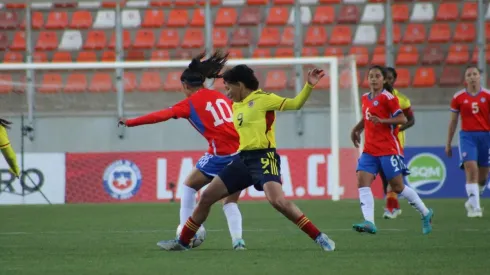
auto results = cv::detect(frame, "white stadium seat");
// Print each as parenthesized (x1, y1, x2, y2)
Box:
(31, 2, 53, 9)
(361, 4, 384, 23)
(222, 0, 245, 6)
(58, 31, 82, 51)
(343, 0, 366, 3)
(353, 25, 377, 45)
(122, 9, 141, 28)
(93, 10, 116, 29)
(78, 1, 101, 9)
(299, 0, 319, 4)
(126, 1, 149, 8)
(288, 7, 312, 25)
(410, 3, 434, 22)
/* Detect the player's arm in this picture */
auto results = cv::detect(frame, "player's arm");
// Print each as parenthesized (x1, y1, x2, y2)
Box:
(375, 97, 407, 125)
(123, 100, 191, 127)
(350, 118, 364, 148)
(398, 95, 415, 131)
(446, 97, 460, 148)
(0, 126, 20, 178)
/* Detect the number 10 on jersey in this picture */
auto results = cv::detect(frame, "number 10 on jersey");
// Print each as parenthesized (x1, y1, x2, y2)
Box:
(206, 99, 233, 126)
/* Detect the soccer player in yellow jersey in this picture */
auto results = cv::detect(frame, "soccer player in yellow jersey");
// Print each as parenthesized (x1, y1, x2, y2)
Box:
(157, 65, 336, 252)
(381, 67, 415, 219)
(0, 118, 20, 178)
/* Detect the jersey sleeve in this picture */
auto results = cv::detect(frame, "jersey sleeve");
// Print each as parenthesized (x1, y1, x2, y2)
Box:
(450, 95, 460, 113)
(386, 95, 402, 117)
(256, 92, 288, 111)
(0, 126, 10, 148)
(125, 99, 191, 127)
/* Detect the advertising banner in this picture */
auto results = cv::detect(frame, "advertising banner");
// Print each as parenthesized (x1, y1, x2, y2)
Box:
(0, 153, 66, 205)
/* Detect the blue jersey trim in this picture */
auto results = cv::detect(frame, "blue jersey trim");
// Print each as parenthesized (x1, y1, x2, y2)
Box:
(188, 102, 205, 134)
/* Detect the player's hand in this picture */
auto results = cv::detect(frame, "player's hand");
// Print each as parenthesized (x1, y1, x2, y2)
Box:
(118, 118, 127, 127)
(307, 68, 325, 86)
(368, 116, 383, 124)
(445, 144, 452, 157)
(351, 130, 361, 148)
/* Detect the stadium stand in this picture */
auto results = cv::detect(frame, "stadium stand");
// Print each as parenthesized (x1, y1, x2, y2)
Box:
(0, 0, 489, 112)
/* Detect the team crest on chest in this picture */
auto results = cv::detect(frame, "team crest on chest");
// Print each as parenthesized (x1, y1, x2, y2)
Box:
(481, 97, 486, 103)
(248, 100, 254, 107)
(373, 100, 379, 106)
(464, 99, 469, 104)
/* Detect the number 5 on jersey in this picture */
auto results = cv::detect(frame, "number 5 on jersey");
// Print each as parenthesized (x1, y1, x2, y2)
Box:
(472, 102, 479, 114)
(206, 99, 233, 126)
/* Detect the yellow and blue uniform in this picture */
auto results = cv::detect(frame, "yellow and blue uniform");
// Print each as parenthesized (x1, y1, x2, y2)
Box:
(392, 88, 412, 148)
(219, 83, 314, 193)
(0, 125, 20, 177)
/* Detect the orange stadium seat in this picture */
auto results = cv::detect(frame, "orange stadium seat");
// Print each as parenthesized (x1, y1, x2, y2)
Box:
(190, 9, 205, 27)
(338, 5, 359, 24)
(378, 25, 401, 44)
(101, 51, 116, 62)
(313, 6, 335, 24)
(339, 69, 359, 90)
(330, 26, 351, 45)
(64, 74, 87, 93)
(35, 31, 58, 51)
(123, 72, 136, 92)
(421, 45, 444, 65)
(142, 9, 165, 28)
(304, 26, 327, 46)
(45, 11, 68, 29)
(10, 31, 25, 51)
(275, 48, 293, 57)
(324, 47, 344, 58)
(89, 73, 113, 93)
(101, 2, 119, 8)
(212, 28, 228, 48)
(0, 74, 13, 94)
(54, 2, 77, 8)
(157, 29, 180, 48)
(196, 0, 221, 6)
(394, 68, 410, 88)
(3, 52, 23, 63)
(215, 8, 237, 26)
(5, 3, 26, 9)
(392, 4, 409, 22)
(109, 30, 131, 49)
(436, 3, 459, 21)
(349, 46, 369, 67)
(461, 2, 477, 21)
(396, 45, 419, 66)
(126, 51, 145, 61)
(454, 23, 475, 42)
(163, 71, 181, 91)
(133, 29, 155, 49)
(84, 31, 107, 50)
(228, 48, 243, 59)
(167, 9, 188, 27)
(150, 50, 170, 60)
(280, 27, 294, 46)
(471, 47, 490, 64)
(52, 52, 73, 63)
(0, 11, 19, 29)
(274, 0, 294, 4)
(175, 0, 197, 6)
(182, 28, 204, 48)
(33, 52, 48, 63)
(446, 44, 470, 65)
(77, 51, 98, 62)
(428, 23, 451, 43)
(21, 12, 44, 29)
(302, 47, 319, 57)
(70, 10, 93, 29)
(0, 33, 8, 50)
(230, 28, 251, 47)
(403, 24, 426, 44)
(361, 70, 369, 89)
(39, 73, 62, 94)
(267, 7, 289, 25)
(252, 48, 271, 58)
(440, 67, 463, 87)
(139, 71, 162, 92)
(413, 67, 435, 87)
(371, 46, 385, 65)
(238, 7, 261, 25)
(319, 0, 340, 3)
(258, 27, 280, 47)
(265, 70, 287, 90)
(175, 50, 193, 60)
(150, 1, 171, 7)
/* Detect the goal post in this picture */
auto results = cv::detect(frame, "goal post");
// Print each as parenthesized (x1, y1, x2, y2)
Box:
(0, 56, 361, 201)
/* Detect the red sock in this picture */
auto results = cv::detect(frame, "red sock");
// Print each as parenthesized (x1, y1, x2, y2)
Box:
(386, 191, 397, 212)
(179, 217, 200, 246)
(296, 215, 321, 240)
(393, 195, 400, 209)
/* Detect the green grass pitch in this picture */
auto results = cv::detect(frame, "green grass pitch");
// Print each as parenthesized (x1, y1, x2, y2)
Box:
(1, 199, 489, 275)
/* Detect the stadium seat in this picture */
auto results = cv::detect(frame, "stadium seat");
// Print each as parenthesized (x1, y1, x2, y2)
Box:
(139, 71, 162, 92)
(349, 46, 369, 67)
(33, 52, 48, 63)
(238, 7, 261, 25)
(319, 0, 340, 3)
(45, 11, 68, 29)
(59, 31, 83, 51)
(79, 2, 101, 9)
(353, 25, 376, 45)
(440, 67, 463, 87)
(396, 45, 418, 66)
(109, 30, 131, 49)
(54, 2, 77, 8)
(338, 5, 359, 24)
(101, 2, 118, 8)
(392, 4, 409, 22)
(5, 3, 26, 9)
(428, 23, 451, 43)
(228, 48, 244, 59)
(275, 48, 293, 57)
(454, 23, 475, 42)
(10, 32, 25, 51)
(313, 6, 335, 24)
(77, 51, 98, 62)
(330, 26, 352, 45)
(142, 9, 165, 28)
(273, 0, 294, 4)
(3, 52, 23, 63)
(259, 27, 281, 47)
(101, 51, 116, 62)
(378, 25, 401, 44)
(84, 31, 107, 50)
(70, 10, 93, 29)
(436, 3, 458, 21)
(287, 7, 312, 25)
(190, 9, 205, 27)
(421, 45, 444, 65)
(394, 68, 410, 88)
(123, 72, 137, 92)
(403, 24, 426, 44)
(175, 50, 193, 60)
(412, 67, 435, 87)
(52, 52, 73, 63)
(410, 3, 434, 22)
(215, 8, 237, 26)
(222, 0, 246, 6)
(35, 31, 58, 51)
(21, 12, 44, 29)
(371, 46, 385, 65)
(64, 74, 87, 93)
(461, 2, 477, 21)
(167, 9, 189, 27)
(89, 73, 114, 93)
(0, 11, 19, 29)
(280, 27, 294, 46)
(252, 48, 271, 58)
(230, 28, 251, 47)
(39, 73, 62, 94)
(133, 29, 155, 49)
(122, 9, 142, 28)
(163, 71, 182, 91)
(182, 28, 204, 48)
(324, 47, 344, 57)
(93, 10, 115, 29)
(361, 4, 384, 23)
(267, 7, 289, 25)
(157, 29, 180, 48)
(126, 50, 146, 61)
(248, 0, 267, 4)
(150, 50, 170, 60)
(304, 26, 327, 46)
(471, 47, 490, 64)
(0, 74, 13, 94)
(302, 47, 319, 57)
(0, 33, 8, 50)
(212, 28, 228, 48)
(446, 44, 470, 65)
(265, 70, 287, 90)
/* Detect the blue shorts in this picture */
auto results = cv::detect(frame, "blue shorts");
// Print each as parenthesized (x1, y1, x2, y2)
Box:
(356, 153, 410, 181)
(458, 131, 490, 168)
(196, 153, 240, 179)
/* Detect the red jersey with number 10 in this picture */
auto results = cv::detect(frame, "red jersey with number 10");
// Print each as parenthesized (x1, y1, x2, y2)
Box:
(362, 91, 403, 157)
(450, 89, 490, 132)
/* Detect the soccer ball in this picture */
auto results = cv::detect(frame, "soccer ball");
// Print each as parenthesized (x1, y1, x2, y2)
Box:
(176, 224, 206, 248)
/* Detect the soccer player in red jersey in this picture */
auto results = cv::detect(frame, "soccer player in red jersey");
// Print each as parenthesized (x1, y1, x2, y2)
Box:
(119, 52, 246, 249)
(351, 65, 433, 234)
(446, 66, 490, 218)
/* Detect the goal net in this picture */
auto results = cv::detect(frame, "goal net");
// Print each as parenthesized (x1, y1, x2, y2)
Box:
(0, 56, 361, 201)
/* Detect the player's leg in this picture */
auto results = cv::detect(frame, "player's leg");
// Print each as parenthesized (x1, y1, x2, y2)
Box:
(477, 134, 490, 196)
(222, 192, 246, 250)
(381, 169, 397, 219)
(478, 166, 489, 195)
(179, 168, 210, 227)
(459, 132, 482, 216)
(353, 153, 378, 234)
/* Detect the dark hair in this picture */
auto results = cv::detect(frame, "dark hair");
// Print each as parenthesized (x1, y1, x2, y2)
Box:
(0, 118, 12, 129)
(464, 65, 482, 75)
(385, 66, 398, 80)
(368, 65, 393, 93)
(222, 64, 259, 90)
(180, 51, 229, 87)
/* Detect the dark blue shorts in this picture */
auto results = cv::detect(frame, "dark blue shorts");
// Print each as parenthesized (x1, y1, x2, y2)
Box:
(218, 149, 282, 194)
(195, 152, 240, 179)
(458, 131, 490, 168)
(356, 153, 410, 181)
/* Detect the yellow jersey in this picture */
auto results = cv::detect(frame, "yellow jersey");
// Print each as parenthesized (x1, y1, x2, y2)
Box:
(232, 83, 314, 151)
(0, 125, 20, 177)
(392, 89, 411, 148)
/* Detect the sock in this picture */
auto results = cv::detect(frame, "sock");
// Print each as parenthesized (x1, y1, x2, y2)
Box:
(359, 187, 375, 224)
(385, 191, 398, 211)
(296, 215, 321, 240)
(466, 183, 481, 210)
(223, 203, 243, 242)
(179, 185, 197, 227)
(400, 186, 430, 216)
(179, 217, 200, 246)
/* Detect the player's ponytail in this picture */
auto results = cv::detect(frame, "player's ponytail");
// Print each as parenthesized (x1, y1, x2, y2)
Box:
(180, 51, 229, 87)
(0, 118, 12, 129)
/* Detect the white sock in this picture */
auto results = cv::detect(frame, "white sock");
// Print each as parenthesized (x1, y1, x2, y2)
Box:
(358, 187, 375, 224)
(223, 202, 243, 241)
(400, 186, 430, 216)
(179, 185, 197, 227)
(466, 183, 481, 210)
